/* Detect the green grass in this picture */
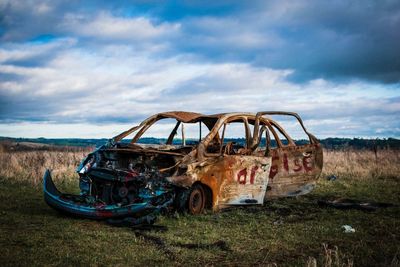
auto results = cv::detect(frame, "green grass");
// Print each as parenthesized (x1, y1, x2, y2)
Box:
(0, 175, 399, 266)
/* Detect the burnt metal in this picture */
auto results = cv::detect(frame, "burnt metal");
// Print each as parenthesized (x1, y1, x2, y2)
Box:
(43, 111, 323, 220)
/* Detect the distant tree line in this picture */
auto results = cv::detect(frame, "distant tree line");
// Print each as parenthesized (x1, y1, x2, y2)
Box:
(317, 137, 400, 150)
(0, 136, 399, 150)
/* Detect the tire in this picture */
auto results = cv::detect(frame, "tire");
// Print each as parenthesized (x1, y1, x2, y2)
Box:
(187, 184, 206, 215)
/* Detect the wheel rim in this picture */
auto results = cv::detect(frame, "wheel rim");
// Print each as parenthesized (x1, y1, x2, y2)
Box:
(188, 186, 205, 214)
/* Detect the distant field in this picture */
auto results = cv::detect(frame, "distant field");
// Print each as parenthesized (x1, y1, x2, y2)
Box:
(1, 136, 399, 150)
(0, 146, 399, 266)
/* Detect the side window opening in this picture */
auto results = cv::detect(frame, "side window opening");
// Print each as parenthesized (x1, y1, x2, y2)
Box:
(220, 120, 255, 155)
(257, 127, 278, 155)
(267, 115, 311, 145)
(180, 121, 210, 146)
(137, 118, 178, 145)
(136, 119, 209, 147)
(206, 120, 249, 155)
(221, 122, 246, 146)
(221, 122, 245, 155)
(271, 124, 290, 146)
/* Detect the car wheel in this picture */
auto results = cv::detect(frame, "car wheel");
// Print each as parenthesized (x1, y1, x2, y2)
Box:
(188, 184, 205, 215)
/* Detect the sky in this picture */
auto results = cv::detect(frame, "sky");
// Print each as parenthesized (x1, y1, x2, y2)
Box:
(0, 0, 399, 139)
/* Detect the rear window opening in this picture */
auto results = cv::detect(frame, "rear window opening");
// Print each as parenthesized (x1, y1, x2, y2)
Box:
(263, 115, 311, 145)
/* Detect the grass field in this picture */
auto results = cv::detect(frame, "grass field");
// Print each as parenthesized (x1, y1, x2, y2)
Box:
(0, 147, 399, 266)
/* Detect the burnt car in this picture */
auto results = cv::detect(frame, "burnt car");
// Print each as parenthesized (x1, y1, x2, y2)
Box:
(44, 111, 323, 220)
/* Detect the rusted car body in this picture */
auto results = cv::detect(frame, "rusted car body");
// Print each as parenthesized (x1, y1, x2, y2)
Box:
(44, 111, 323, 219)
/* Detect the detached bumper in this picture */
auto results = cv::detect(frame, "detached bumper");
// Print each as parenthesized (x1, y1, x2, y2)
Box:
(43, 170, 161, 219)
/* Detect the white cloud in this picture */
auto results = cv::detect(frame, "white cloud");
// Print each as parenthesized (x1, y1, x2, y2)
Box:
(0, 25, 399, 138)
(0, 122, 132, 139)
(62, 12, 181, 42)
(182, 16, 283, 50)
(0, 37, 76, 63)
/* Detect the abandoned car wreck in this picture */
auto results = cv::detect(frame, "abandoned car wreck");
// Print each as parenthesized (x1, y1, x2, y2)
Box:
(44, 111, 323, 221)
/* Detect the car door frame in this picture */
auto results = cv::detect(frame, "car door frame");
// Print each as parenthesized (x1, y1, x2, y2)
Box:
(252, 111, 323, 199)
(195, 115, 271, 208)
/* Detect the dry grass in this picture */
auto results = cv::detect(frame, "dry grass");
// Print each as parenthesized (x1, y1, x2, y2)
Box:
(306, 244, 354, 267)
(322, 149, 400, 181)
(0, 146, 399, 266)
(1, 146, 398, 186)
(0, 147, 91, 185)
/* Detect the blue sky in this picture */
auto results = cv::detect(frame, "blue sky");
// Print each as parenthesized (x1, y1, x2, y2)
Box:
(0, 0, 399, 138)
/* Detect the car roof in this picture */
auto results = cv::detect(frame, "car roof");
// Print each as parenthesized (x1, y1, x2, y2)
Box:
(113, 111, 296, 142)
(155, 111, 214, 123)
(157, 111, 258, 123)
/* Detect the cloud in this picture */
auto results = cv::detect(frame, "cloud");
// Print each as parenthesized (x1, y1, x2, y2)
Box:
(0, 0, 62, 41)
(1, 1, 400, 82)
(61, 11, 180, 43)
(0, 0, 399, 138)
(1, 37, 399, 138)
(172, 0, 400, 83)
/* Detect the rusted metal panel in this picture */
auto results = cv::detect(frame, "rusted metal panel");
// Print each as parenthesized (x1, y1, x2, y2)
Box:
(181, 155, 271, 209)
(214, 156, 271, 206)
(157, 111, 206, 123)
(266, 143, 323, 199)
